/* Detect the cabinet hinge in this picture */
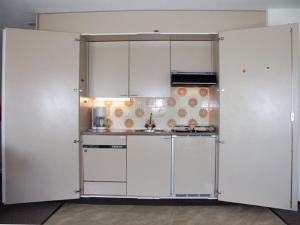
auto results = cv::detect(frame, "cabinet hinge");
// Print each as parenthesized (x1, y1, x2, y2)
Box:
(73, 139, 81, 144)
(72, 88, 82, 93)
(75, 38, 87, 43)
(75, 38, 84, 42)
(218, 37, 224, 41)
(291, 112, 295, 122)
(74, 189, 81, 193)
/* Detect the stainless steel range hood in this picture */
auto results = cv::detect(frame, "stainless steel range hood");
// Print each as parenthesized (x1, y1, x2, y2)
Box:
(171, 71, 217, 87)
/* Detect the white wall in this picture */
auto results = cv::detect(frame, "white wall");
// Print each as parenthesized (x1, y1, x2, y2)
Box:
(267, 8, 300, 201)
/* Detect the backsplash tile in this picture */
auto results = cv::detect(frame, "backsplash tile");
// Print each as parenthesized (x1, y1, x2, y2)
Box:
(82, 87, 213, 130)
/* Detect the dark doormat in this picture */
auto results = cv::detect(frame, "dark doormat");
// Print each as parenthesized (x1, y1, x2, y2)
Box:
(0, 201, 63, 224)
(271, 202, 300, 225)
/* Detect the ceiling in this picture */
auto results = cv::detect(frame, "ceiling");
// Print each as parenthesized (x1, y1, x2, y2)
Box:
(0, 0, 299, 30)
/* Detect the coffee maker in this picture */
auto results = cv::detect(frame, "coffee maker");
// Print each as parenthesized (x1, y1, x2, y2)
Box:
(91, 106, 106, 130)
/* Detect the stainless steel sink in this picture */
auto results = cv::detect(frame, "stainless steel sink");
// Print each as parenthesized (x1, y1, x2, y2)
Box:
(134, 129, 166, 133)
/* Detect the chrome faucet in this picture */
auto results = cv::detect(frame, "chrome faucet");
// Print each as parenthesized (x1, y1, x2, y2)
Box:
(144, 112, 156, 130)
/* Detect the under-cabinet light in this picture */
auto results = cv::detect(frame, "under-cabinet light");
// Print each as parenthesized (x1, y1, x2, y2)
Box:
(80, 97, 91, 103)
(95, 98, 130, 101)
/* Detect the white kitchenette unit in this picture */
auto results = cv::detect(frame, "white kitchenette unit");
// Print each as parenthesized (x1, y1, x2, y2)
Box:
(81, 134, 217, 198)
(1, 11, 299, 211)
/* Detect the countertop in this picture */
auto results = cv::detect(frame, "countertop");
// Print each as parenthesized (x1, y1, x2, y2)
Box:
(81, 129, 217, 137)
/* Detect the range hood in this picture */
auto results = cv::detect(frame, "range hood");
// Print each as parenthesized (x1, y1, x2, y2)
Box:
(171, 71, 217, 87)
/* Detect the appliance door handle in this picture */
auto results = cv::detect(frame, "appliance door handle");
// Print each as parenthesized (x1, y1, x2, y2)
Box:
(82, 145, 126, 149)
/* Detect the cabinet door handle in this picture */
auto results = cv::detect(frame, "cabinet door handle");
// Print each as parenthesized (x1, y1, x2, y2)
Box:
(130, 94, 138, 97)
(120, 94, 128, 97)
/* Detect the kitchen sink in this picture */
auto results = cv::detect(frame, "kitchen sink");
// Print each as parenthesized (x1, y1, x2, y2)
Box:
(134, 129, 166, 133)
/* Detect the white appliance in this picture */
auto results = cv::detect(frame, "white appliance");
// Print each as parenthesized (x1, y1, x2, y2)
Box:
(173, 135, 216, 197)
(91, 106, 106, 130)
(82, 135, 127, 195)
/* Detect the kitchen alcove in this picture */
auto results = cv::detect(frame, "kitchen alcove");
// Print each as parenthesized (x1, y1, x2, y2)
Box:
(2, 24, 298, 211)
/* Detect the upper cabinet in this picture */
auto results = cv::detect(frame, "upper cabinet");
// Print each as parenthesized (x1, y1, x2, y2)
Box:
(87, 39, 214, 98)
(88, 41, 171, 98)
(171, 41, 212, 72)
(129, 41, 171, 97)
(88, 42, 129, 97)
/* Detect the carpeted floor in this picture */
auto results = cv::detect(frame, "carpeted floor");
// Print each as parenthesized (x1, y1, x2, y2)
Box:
(45, 203, 285, 225)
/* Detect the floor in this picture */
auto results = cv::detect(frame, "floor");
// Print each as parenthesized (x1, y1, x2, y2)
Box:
(0, 177, 298, 225)
(0, 201, 62, 224)
(273, 207, 300, 225)
(45, 203, 284, 225)
(0, 177, 299, 225)
(0, 175, 63, 224)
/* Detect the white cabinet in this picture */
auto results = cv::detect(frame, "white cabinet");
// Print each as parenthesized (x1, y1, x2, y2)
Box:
(2, 28, 80, 204)
(81, 135, 127, 195)
(218, 24, 298, 210)
(84, 182, 126, 196)
(129, 41, 171, 97)
(174, 136, 216, 196)
(171, 41, 212, 72)
(82, 147, 126, 182)
(89, 41, 170, 98)
(127, 135, 172, 197)
(88, 42, 129, 97)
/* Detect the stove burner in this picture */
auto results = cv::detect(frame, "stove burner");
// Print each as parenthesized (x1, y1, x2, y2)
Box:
(171, 126, 215, 133)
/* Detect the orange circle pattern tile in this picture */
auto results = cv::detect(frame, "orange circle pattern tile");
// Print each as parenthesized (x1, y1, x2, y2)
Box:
(102, 87, 211, 129)
(199, 108, 208, 118)
(124, 119, 134, 128)
(188, 98, 198, 107)
(114, 108, 123, 117)
(199, 88, 208, 97)
(167, 97, 176, 107)
(167, 118, 176, 128)
(177, 108, 187, 118)
(177, 87, 187, 97)
(105, 118, 113, 128)
(188, 119, 198, 128)
(124, 99, 134, 107)
(104, 101, 112, 107)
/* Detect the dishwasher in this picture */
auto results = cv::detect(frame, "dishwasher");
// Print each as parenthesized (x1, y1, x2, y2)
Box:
(172, 135, 216, 198)
(81, 135, 127, 196)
